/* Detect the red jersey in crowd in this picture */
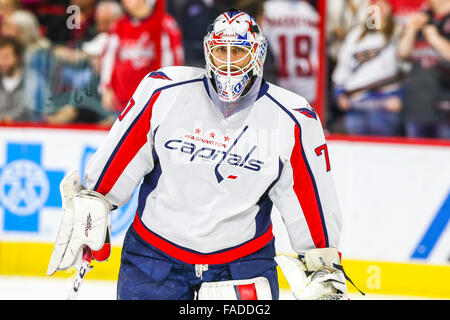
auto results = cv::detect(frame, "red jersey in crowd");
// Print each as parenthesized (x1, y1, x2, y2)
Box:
(100, 1, 183, 111)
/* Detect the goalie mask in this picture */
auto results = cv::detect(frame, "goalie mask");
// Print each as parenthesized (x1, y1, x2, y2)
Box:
(204, 10, 267, 102)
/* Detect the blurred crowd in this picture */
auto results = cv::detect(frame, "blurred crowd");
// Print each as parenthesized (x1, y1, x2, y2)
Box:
(327, 0, 450, 139)
(0, 0, 448, 139)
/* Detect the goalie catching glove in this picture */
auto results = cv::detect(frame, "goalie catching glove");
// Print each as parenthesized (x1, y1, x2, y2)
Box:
(275, 248, 364, 300)
(47, 170, 113, 276)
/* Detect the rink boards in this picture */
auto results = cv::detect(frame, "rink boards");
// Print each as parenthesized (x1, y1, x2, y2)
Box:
(0, 124, 449, 298)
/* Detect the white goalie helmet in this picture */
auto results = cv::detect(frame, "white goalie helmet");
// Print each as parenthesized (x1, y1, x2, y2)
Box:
(204, 10, 268, 102)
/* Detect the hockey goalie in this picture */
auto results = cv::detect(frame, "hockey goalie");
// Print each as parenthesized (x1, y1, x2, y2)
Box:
(47, 9, 354, 300)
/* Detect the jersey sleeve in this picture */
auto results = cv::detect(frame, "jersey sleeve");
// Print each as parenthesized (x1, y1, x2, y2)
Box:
(84, 74, 158, 207)
(269, 106, 342, 254)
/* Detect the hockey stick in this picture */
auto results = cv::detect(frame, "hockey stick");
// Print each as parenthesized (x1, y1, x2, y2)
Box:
(67, 246, 93, 300)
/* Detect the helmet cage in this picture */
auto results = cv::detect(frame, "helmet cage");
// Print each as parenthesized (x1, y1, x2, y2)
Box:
(204, 11, 267, 102)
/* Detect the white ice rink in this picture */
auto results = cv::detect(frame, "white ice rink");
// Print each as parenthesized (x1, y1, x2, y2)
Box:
(0, 275, 434, 300)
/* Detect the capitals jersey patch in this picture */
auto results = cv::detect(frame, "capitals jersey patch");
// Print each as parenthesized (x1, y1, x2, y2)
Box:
(293, 107, 317, 120)
(148, 71, 172, 81)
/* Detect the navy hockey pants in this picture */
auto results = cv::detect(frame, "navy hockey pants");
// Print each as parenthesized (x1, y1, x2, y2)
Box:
(117, 227, 279, 300)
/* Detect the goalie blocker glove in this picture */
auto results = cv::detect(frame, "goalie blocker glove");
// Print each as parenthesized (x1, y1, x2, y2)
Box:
(47, 171, 113, 276)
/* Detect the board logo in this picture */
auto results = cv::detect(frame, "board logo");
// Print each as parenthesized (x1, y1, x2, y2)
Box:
(0, 160, 50, 216)
(0, 143, 64, 232)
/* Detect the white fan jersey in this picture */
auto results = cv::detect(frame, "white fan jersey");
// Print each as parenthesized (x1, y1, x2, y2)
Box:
(332, 26, 402, 93)
(85, 66, 342, 265)
(262, 0, 320, 103)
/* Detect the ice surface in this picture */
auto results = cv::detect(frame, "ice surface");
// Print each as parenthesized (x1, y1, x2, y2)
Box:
(0, 275, 433, 300)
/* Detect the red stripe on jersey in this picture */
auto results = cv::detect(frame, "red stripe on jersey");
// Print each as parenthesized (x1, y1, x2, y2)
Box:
(237, 284, 258, 300)
(290, 125, 326, 248)
(96, 91, 161, 195)
(132, 213, 274, 265)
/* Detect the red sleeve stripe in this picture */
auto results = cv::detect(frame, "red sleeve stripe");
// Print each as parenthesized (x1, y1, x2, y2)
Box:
(94, 91, 161, 195)
(291, 124, 328, 248)
(132, 212, 274, 265)
(265, 93, 328, 248)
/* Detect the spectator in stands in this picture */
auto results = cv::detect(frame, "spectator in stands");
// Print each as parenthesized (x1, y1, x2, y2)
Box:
(326, 0, 370, 132)
(0, 36, 31, 122)
(82, 0, 123, 59)
(177, 0, 224, 68)
(327, 0, 369, 65)
(42, 1, 123, 126)
(100, 0, 183, 113)
(52, 1, 123, 67)
(32, 0, 69, 44)
(397, 0, 450, 139)
(43, 55, 115, 125)
(262, 0, 322, 106)
(2, 9, 51, 62)
(1, 9, 52, 119)
(33, 0, 97, 46)
(332, 0, 404, 136)
(0, 0, 20, 32)
(388, 0, 428, 26)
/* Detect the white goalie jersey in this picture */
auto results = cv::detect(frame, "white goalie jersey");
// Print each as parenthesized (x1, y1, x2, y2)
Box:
(84, 66, 342, 264)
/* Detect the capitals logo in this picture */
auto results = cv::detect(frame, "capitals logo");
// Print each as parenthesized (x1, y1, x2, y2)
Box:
(164, 125, 264, 183)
